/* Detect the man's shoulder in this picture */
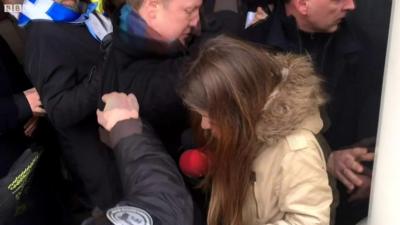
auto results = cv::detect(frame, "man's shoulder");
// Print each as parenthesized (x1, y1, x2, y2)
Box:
(26, 21, 70, 39)
(25, 21, 100, 59)
(112, 39, 186, 71)
(242, 9, 296, 52)
(119, 56, 184, 79)
(26, 21, 95, 47)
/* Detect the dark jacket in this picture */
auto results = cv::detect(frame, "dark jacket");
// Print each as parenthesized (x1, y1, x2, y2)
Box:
(24, 21, 103, 128)
(243, 2, 367, 150)
(24, 21, 121, 209)
(87, 119, 194, 225)
(101, 14, 189, 159)
(201, 0, 272, 34)
(203, 0, 271, 15)
(0, 35, 32, 177)
(0, 36, 31, 133)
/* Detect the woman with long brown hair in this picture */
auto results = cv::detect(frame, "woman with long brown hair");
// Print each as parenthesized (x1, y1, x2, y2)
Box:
(180, 35, 333, 225)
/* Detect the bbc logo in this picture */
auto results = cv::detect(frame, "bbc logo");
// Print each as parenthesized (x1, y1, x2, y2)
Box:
(3, 4, 23, 13)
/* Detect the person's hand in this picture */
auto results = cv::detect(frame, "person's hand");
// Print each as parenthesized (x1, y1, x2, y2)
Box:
(24, 116, 39, 137)
(328, 147, 374, 191)
(97, 92, 139, 131)
(250, 7, 268, 26)
(348, 168, 372, 202)
(24, 88, 45, 116)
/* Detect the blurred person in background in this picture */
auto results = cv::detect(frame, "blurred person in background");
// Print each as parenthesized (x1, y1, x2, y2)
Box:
(4, 0, 122, 217)
(243, 1, 378, 224)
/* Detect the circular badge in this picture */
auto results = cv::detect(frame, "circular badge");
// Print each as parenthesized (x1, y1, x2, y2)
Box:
(106, 206, 153, 225)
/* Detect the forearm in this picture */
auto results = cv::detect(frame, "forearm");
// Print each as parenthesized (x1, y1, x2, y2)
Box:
(105, 119, 193, 225)
(13, 93, 32, 122)
(42, 68, 101, 128)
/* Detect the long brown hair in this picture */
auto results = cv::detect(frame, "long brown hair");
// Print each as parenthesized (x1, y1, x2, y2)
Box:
(180, 35, 325, 225)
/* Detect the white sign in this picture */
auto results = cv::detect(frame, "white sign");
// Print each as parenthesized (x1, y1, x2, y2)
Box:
(3, 4, 22, 13)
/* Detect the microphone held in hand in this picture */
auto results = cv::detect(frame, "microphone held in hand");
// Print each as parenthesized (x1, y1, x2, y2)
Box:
(179, 148, 209, 178)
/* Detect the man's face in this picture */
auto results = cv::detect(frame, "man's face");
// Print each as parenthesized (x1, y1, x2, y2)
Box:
(305, 0, 356, 33)
(150, 0, 202, 45)
(54, 0, 79, 11)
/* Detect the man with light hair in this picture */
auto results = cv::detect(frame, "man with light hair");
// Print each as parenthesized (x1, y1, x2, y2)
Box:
(101, 0, 201, 159)
(92, 0, 203, 224)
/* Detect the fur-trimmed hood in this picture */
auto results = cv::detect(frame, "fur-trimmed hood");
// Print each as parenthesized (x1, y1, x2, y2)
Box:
(256, 53, 327, 145)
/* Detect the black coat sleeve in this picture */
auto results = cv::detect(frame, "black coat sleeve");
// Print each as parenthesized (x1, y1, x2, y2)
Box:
(0, 96, 18, 133)
(34, 61, 101, 129)
(13, 93, 32, 121)
(0, 85, 31, 134)
(0, 36, 32, 133)
(105, 119, 193, 225)
(24, 23, 102, 128)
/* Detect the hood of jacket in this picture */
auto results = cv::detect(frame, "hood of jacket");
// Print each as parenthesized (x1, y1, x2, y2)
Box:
(255, 53, 326, 146)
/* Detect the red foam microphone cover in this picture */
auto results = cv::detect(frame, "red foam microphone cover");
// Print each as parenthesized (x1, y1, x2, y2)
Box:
(179, 148, 209, 178)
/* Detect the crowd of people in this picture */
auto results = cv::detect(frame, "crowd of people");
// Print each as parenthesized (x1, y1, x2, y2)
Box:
(0, 0, 389, 224)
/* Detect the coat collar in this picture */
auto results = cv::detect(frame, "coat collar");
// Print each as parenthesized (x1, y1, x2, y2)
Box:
(298, 112, 324, 134)
(263, 2, 301, 53)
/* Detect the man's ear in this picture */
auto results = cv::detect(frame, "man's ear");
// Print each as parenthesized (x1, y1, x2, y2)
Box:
(293, 0, 309, 15)
(141, 0, 159, 19)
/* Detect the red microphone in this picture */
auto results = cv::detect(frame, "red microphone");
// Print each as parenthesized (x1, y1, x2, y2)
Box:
(179, 148, 209, 178)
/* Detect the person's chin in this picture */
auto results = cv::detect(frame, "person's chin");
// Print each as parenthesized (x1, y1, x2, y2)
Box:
(330, 19, 345, 32)
(62, 0, 75, 6)
(329, 26, 339, 33)
(60, 0, 79, 11)
(323, 24, 339, 33)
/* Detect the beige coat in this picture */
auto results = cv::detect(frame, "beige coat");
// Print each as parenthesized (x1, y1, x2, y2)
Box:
(242, 113, 333, 225)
